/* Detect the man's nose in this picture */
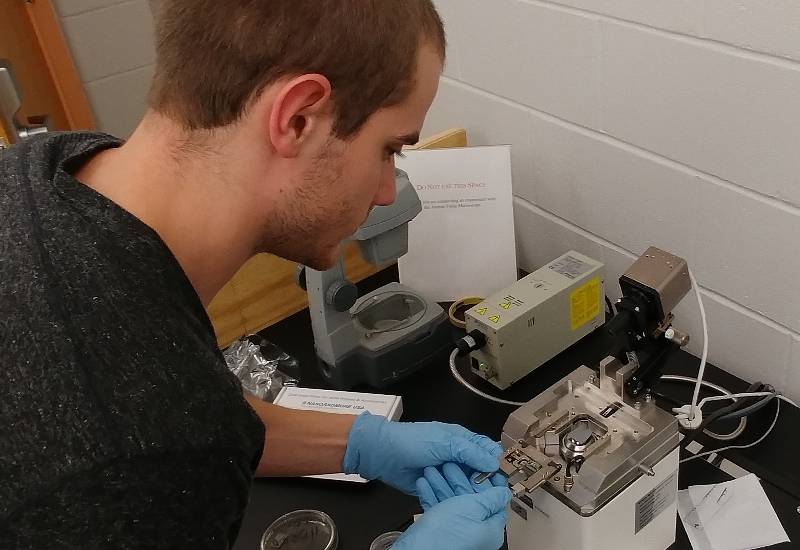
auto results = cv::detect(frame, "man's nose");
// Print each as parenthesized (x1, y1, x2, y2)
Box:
(373, 164, 397, 206)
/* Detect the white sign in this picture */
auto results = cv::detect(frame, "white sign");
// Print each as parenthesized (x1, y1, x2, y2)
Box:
(398, 146, 518, 302)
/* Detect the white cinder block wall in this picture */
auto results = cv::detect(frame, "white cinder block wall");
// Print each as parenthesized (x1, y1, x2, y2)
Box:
(425, 0, 800, 400)
(53, 0, 156, 137)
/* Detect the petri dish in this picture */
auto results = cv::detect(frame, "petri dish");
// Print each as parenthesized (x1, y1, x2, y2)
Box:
(260, 509, 338, 550)
(369, 531, 403, 550)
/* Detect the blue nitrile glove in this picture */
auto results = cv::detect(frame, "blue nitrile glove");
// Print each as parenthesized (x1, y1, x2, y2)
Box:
(392, 485, 512, 550)
(416, 463, 508, 511)
(342, 412, 501, 495)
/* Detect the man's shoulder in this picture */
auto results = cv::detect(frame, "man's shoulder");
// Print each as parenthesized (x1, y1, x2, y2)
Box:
(0, 131, 121, 219)
(0, 132, 120, 176)
(0, 132, 264, 527)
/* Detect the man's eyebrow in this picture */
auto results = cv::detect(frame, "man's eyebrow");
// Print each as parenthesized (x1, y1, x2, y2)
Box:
(395, 132, 420, 145)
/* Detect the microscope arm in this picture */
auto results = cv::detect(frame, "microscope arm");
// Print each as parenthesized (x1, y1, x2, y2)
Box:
(302, 260, 360, 366)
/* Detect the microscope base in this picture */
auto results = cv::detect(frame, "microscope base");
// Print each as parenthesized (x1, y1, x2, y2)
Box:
(317, 312, 452, 389)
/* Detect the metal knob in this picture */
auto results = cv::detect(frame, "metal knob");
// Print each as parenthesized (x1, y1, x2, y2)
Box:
(326, 280, 358, 312)
(664, 327, 690, 346)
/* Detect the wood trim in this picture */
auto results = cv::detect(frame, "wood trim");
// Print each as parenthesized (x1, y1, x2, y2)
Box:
(208, 243, 380, 349)
(408, 127, 467, 150)
(25, 0, 95, 130)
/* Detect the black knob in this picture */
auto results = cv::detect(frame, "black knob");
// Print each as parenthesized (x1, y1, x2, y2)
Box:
(326, 281, 358, 312)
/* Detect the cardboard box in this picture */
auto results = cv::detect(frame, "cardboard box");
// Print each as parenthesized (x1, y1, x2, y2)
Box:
(273, 387, 403, 483)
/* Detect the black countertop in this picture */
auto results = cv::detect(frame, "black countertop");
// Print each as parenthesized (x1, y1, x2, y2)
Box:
(233, 267, 799, 550)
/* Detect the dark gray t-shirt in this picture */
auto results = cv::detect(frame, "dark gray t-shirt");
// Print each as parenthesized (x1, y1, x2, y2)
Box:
(0, 133, 265, 549)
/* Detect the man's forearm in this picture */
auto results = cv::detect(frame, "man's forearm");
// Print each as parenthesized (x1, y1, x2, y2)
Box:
(244, 394, 357, 477)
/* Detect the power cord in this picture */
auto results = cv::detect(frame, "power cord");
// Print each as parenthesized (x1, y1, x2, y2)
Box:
(680, 399, 781, 464)
(449, 332, 526, 406)
(605, 295, 615, 316)
(664, 374, 796, 458)
(668, 268, 793, 455)
(660, 375, 747, 441)
(677, 383, 768, 449)
(776, 394, 799, 408)
(449, 349, 526, 406)
(716, 389, 776, 422)
(686, 268, 709, 424)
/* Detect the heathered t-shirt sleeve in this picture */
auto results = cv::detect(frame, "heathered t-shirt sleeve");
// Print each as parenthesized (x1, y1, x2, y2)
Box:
(0, 132, 265, 549)
(4, 452, 253, 550)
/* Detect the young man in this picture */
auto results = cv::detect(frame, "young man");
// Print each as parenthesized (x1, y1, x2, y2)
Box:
(0, 1, 510, 549)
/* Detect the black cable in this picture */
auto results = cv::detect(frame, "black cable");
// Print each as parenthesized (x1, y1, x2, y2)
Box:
(605, 295, 615, 316)
(680, 381, 764, 449)
(717, 387, 776, 422)
(680, 398, 783, 465)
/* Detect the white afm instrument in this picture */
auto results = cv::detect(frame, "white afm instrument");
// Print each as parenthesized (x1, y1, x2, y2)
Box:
(470, 247, 693, 550)
(501, 361, 680, 550)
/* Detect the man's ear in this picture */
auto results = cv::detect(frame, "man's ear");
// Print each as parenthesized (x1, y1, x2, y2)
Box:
(268, 74, 333, 158)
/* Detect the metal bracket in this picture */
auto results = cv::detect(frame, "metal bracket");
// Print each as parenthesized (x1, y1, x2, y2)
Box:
(500, 445, 563, 497)
(0, 60, 49, 143)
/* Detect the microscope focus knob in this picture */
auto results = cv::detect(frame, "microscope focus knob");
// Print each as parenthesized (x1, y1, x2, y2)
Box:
(326, 280, 358, 312)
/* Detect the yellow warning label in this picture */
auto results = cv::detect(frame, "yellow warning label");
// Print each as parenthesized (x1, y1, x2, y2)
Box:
(499, 302, 511, 310)
(489, 315, 501, 324)
(570, 277, 601, 331)
(476, 307, 487, 316)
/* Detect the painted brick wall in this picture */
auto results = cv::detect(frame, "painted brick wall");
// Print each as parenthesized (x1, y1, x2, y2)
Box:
(426, 0, 800, 400)
(53, 0, 155, 137)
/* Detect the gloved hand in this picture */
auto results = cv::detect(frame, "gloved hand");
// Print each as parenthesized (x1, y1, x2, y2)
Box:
(416, 462, 508, 512)
(393, 485, 511, 550)
(342, 412, 501, 495)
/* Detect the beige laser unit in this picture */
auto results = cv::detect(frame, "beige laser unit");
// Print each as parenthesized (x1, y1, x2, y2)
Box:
(465, 251, 605, 389)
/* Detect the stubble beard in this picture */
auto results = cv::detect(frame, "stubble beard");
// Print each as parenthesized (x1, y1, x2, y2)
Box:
(254, 139, 348, 270)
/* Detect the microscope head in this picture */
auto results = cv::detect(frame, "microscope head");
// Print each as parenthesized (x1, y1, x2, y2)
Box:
(617, 247, 691, 337)
(605, 246, 693, 371)
(353, 168, 422, 265)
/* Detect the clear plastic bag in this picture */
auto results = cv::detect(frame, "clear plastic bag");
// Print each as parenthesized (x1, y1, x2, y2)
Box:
(224, 339, 298, 402)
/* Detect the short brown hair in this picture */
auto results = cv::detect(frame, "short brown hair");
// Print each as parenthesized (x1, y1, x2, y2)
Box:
(149, 0, 445, 137)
